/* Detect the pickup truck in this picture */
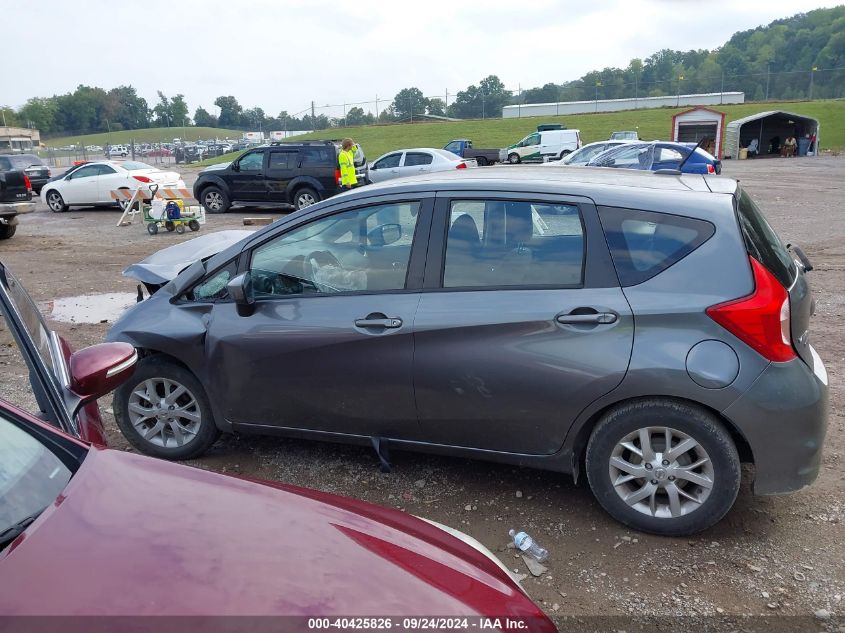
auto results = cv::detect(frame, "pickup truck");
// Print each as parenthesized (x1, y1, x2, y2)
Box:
(443, 139, 500, 166)
(0, 170, 35, 240)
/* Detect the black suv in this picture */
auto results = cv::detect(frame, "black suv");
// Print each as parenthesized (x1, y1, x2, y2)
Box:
(193, 141, 366, 213)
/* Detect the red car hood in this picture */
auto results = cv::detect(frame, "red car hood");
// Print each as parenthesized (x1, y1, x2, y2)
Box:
(0, 449, 551, 624)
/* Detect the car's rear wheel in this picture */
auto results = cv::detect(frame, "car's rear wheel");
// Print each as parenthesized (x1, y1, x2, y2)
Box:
(476, 157, 488, 166)
(560, 150, 572, 160)
(114, 355, 220, 460)
(0, 224, 17, 240)
(201, 186, 230, 214)
(586, 399, 740, 535)
(294, 187, 320, 210)
(508, 153, 520, 164)
(46, 190, 68, 213)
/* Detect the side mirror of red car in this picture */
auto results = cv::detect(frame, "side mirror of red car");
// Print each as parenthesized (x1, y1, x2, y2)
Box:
(69, 343, 138, 403)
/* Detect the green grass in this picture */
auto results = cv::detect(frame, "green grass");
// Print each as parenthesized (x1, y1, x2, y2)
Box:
(195, 99, 845, 167)
(45, 127, 245, 148)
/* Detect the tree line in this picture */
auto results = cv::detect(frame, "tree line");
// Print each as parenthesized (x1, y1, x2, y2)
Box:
(3, 6, 842, 137)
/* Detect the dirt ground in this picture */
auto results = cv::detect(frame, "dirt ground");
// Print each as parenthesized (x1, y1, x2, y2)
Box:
(1, 157, 843, 625)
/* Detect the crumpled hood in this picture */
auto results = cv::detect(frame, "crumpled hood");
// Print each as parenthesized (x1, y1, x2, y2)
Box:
(123, 230, 255, 285)
(0, 449, 550, 622)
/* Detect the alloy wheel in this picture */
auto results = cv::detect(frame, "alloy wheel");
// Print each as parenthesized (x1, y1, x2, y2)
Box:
(205, 191, 223, 211)
(47, 192, 64, 212)
(608, 426, 714, 519)
(297, 192, 317, 208)
(127, 377, 202, 448)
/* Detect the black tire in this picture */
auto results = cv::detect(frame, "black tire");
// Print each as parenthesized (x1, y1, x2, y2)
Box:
(507, 153, 520, 164)
(188, 219, 200, 232)
(147, 223, 158, 235)
(585, 398, 740, 536)
(165, 221, 175, 232)
(560, 150, 572, 159)
(113, 355, 220, 460)
(476, 157, 488, 166)
(0, 224, 16, 240)
(176, 223, 186, 234)
(201, 186, 230, 214)
(293, 187, 320, 211)
(46, 190, 68, 213)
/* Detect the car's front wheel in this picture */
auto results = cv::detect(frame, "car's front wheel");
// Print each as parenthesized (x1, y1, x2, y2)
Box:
(46, 190, 68, 213)
(114, 355, 220, 460)
(508, 153, 520, 164)
(586, 399, 740, 535)
(201, 186, 230, 214)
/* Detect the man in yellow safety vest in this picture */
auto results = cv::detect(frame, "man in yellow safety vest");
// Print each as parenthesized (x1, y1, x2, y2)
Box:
(338, 138, 358, 190)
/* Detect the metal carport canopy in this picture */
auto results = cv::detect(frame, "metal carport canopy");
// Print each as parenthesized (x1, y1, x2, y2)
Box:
(723, 110, 820, 158)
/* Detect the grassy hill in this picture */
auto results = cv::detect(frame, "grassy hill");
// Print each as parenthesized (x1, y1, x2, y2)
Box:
(45, 127, 245, 147)
(190, 99, 843, 166)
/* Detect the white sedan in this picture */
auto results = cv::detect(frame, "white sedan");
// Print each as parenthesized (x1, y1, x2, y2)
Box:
(368, 148, 476, 184)
(41, 161, 186, 212)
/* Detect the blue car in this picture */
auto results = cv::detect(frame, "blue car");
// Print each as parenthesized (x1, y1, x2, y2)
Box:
(587, 141, 722, 175)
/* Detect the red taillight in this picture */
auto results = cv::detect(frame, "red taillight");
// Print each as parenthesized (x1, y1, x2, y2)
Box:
(455, 162, 467, 169)
(23, 175, 32, 191)
(132, 175, 152, 183)
(706, 256, 796, 362)
(335, 169, 341, 185)
(707, 163, 716, 174)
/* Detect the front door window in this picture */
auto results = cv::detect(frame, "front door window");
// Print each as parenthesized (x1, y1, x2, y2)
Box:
(250, 201, 421, 295)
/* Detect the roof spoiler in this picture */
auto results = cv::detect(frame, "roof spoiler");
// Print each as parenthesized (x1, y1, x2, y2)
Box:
(654, 138, 704, 176)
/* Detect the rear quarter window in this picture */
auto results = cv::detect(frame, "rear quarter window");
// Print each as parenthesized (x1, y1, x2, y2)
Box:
(735, 188, 796, 288)
(598, 207, 715, 286)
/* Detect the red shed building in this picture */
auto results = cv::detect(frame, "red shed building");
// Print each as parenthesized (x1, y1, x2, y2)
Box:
(670, 106, 726, 159)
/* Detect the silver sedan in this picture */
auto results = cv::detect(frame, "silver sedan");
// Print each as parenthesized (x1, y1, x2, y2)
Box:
(368, 148, 476, 183)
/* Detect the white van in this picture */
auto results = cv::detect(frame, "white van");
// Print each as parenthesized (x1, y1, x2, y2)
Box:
(499, 129, 581, 163)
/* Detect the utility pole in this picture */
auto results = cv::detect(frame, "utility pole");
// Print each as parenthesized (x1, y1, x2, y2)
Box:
(481, 92, 485, 119)
(375, 95, 379, 121)
(343, 102, 347, 127)
(677, 75, 684, 107)
(595, 81, 601, 113)
(765, 61, 772, 101)
(720, 72, 724, 104)
(311, 101, 316, 132)
(445, 89, 449, 109)
(410, 96, 414, 123)
(634, 74, 638, 109)
(518, 83, 522, 119)
(809, 66, 817, 100)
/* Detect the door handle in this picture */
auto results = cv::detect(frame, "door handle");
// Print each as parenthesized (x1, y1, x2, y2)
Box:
(354, 317, 403, 328)
(556, 312, 617, 325)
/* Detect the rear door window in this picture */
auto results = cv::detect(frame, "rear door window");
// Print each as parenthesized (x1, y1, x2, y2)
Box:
(404, 152, 433, 167)
(735, 188, 796, 288)
(443, 199, 584, 288)
(598, 207, 715, 286)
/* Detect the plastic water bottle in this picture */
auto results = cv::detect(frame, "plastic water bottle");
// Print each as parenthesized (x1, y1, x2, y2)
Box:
(509, 529, 549, 562)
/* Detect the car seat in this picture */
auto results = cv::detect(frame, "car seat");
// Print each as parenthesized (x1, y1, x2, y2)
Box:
(444, 214, 484, 287)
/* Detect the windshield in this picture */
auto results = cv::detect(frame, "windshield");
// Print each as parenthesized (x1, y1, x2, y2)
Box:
(8, 155, 43, 169)
(0, 415, 71, 549)
(121, 161, 154, 171)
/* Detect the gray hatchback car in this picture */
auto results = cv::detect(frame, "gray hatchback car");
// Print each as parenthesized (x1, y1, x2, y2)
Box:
(107, 167, 828, 535)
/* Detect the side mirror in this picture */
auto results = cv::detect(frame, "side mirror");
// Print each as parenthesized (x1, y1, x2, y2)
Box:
(227, 272, 254, 306)
(231, 161, 240, 172)
(368, 223, 402, 247)
(69, 343, 137, 404)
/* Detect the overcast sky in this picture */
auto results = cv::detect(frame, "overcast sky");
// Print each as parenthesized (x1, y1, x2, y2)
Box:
(4, 0, 839, 119)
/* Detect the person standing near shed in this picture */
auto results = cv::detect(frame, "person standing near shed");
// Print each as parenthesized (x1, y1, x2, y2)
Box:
(338, 138, 358, 190)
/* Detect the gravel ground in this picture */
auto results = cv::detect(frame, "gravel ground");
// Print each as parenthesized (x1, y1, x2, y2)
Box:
(1, 157, 843, 627)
